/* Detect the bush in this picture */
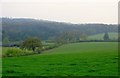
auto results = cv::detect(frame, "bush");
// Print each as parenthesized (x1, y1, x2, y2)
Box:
(35, 48, 42, 54)
(5, 48, 22, 57)
(2, 44, 60, 57)
(42, 44, 60, 51)
(3, 48, 34, 57)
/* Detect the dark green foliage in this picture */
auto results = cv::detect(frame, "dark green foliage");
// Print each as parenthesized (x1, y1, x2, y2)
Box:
(20, 37, 42, 52)
(103, 32, 110, 40)
(2, 18, 118, 41)
(118, 34, 120, 41)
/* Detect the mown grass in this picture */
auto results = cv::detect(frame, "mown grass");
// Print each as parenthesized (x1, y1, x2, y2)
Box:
(88, 32, 118, 40)
(2, 42, 118, 76)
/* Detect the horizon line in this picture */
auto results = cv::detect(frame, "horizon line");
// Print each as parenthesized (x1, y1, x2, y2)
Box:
(1, 17, 118, 25)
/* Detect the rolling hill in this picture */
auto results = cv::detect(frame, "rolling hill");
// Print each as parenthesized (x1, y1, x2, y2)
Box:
(2, 18, 118, 41)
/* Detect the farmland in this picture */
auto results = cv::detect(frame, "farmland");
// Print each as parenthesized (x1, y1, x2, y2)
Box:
(2, 42, 118, 76)
(88, 32, 118, 40)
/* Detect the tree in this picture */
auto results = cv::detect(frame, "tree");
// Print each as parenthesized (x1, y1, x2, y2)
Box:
(118, 34, 120, 41)
(20, 37, 42, 52)
(103, 32, 110, 41)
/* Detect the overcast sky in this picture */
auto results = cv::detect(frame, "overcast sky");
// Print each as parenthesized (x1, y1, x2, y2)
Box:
(0, 0, 119, 24)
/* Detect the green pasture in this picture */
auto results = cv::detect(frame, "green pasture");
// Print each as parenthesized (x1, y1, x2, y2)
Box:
(2, 42, 118, 76)
(88, 32, 118, 40)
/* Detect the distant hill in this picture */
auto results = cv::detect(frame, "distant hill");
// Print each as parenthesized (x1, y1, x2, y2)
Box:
(2, 18, 118, 41)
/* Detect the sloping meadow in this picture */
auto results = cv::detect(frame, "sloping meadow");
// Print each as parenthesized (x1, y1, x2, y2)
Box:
(2, 42, 118, 76)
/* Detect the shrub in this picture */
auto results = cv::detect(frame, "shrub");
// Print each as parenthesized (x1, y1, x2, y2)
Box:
(3, 47, 34, 57)
(42, 44, 60, 51)
(35, 48, 42, 54)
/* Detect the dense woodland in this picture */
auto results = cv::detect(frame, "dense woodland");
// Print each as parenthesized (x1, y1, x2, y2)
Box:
(2, 18, 118, 42)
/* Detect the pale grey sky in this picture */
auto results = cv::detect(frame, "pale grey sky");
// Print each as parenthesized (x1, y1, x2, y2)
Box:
(1, 0, 119, 24)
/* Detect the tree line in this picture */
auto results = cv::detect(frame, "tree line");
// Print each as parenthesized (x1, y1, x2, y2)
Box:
(2, 18, 118, 42)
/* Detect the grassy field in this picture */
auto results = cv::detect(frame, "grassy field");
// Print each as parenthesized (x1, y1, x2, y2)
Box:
(88, 32, 118, 40)
(2, 42, 118, 76)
